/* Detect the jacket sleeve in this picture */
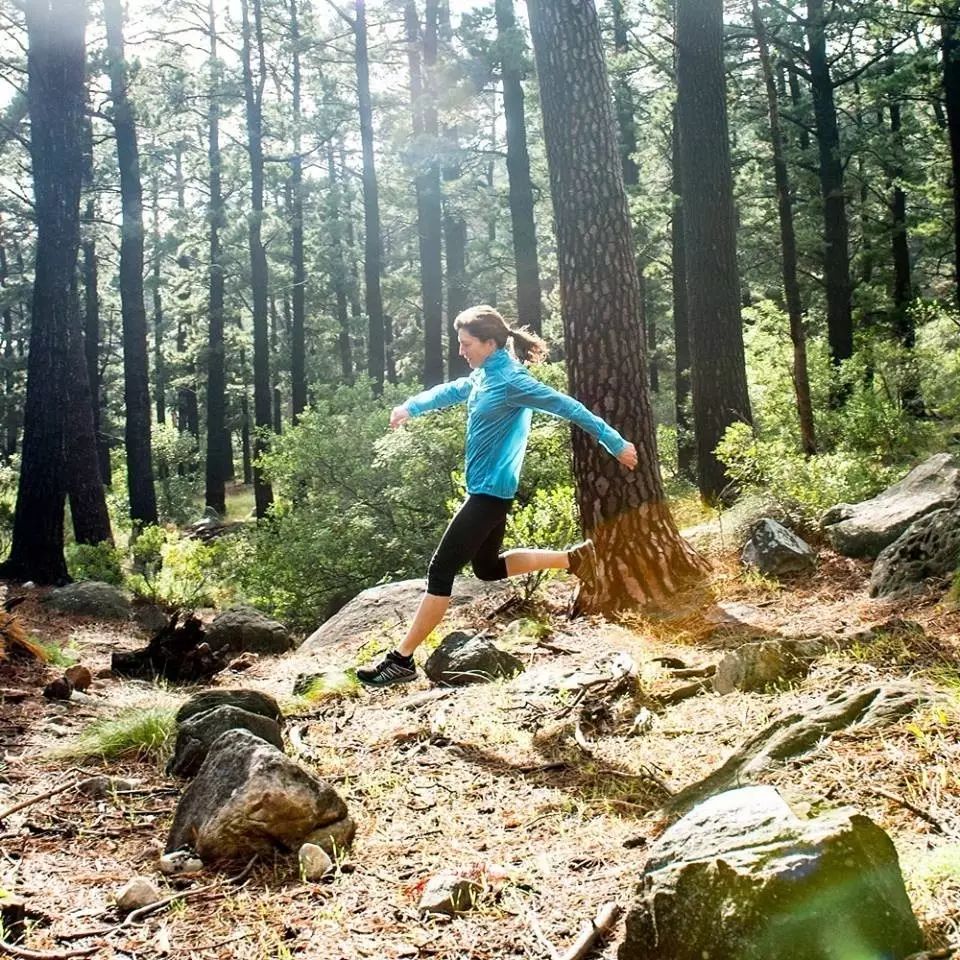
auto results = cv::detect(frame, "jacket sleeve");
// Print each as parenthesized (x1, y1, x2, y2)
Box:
(404, 376, 473, 416)
(508, 371, 628, 457)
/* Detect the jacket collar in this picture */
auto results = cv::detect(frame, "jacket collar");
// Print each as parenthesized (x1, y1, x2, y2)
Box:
(480, 347, 512, 372)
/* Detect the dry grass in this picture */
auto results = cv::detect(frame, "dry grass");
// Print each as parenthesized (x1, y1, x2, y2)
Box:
(1, 555, 959, 957)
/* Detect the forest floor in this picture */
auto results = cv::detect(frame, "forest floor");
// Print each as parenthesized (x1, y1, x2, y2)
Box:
(1, 547, 959, 960)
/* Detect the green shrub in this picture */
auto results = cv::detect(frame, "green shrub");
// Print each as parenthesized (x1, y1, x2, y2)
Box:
(153, 423, 203, 525)
(65, 540, 125, 586)
(503, 484, 579, 598)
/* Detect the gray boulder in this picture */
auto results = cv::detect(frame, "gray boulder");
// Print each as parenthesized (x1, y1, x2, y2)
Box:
(713, 638, 824, 694)
(175, 689, 283, 727)
(620, 785, 923, 960)
(132, 602, 169, 635)
(44, 581, 131, 620)
(167, 704, 284, 778)
(166, 729, 351, 863)
(205, 606, 293, 655)
(821, 453, 960, 558)
(870, 505, 960, 599)
(424, 631, 524, 686)
(741, 519, 816, 576)
(301, 578, 510, 651)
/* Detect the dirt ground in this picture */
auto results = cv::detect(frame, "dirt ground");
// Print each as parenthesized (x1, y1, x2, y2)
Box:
(1, 553, 958, 960)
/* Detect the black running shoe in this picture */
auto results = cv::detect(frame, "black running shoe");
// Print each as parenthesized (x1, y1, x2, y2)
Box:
(567, 539, 597, 590)
(356, 651, 418, 688)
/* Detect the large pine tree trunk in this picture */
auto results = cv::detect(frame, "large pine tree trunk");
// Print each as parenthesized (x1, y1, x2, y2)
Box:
(289, 0, 307, 421)
(204, 0, 228, 516)
(807, 0, 853, 368)
(240, 0, 274, 518)
(354, 0, 386, 392)
(104, 0, 157, 528)
(495, 0, 542, 335)
(671, 108, 695, 482)
(676, 0, 752, 501)
(752, 0, 816, 455)
(526, 0, 706, 613)
(2, 0, 111, 582)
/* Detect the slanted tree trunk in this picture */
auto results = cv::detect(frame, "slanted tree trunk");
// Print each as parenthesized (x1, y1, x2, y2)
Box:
(2, 0, 111, 583)
(289, 0, 307, 421)
(354, 0, 386, 392)
(495, 0, 542, 334)
(240, 0, 274, 517)
(104, 0, 157, 528)
(676, 0, 752, 500)
(526, 0, 707, 613)
(204, 0, 228, 516)
(752, 0, 816, 455)
(807, 0, 853, 368)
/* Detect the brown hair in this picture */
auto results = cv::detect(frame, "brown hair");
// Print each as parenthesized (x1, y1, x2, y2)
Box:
(453, 304, 548, 364)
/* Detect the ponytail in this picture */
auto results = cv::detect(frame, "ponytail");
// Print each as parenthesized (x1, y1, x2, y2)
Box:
(454, 305, 549, 364)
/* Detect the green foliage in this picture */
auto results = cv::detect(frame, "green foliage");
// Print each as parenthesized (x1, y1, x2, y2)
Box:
(65, 540, 124, 586)
(127, 525, 231, 609)
(291, 668, 361, 705)
(36, 639, 79, 668)
(51, 706, 176, 761)
(0, 460, 16, 560)
(152, 423, 203, 525)
(716, 421, 898, 529)
(503, 484, 579, 599)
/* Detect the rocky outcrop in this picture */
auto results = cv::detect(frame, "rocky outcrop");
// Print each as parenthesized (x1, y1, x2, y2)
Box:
(205, 606, 293, 655)
(620, 785, 923, 960)
(821, 453, 960, 558)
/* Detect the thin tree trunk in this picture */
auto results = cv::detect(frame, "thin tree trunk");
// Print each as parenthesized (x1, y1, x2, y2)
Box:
(752, 0, 816, 454)
(104, 0, 157, 528)
(174, 142, 199, 441)
(354, 0, 386, 392)
(943, 10, 960, 306)
(443, 126, 469, 378)
(0, 239, 15, 461)
(150, 167, 166, 427)
(495, 0, 542, 334)
(289, 0, 307, 421)
(204, 0, 228, 516)
(327, 144, 354, 382)
(807, 0, 853, 368)
(240, 0, 274, 517)
(676, 0, 753, 500)
(611, 0, 639, 187)
(526, 0, 707, 613)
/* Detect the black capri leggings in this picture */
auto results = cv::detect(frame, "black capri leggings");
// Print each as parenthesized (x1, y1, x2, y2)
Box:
(426, 493, 513, 597)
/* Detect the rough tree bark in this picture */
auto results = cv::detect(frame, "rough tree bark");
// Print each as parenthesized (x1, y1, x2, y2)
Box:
(676, 0, 753, 501)
(2, 0, 111, 583)
(526, 0, 707, 613)
(104, 0, 158, 528)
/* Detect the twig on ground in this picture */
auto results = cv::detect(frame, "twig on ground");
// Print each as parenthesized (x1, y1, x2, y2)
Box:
(0, 941, 99, 959)
(559, 901, 622, 960)
(0, 780, 79, 822)
(870, 788, 952, 835)
(525, 907, 559, 959)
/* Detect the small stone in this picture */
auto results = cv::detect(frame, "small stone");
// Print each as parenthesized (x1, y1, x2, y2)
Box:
(65, 664, 93, 691)
(227, 652, 257, 672)
(159, 850, 204, 876)
(43, 677, 73, 700)
(115, 876, 161, 914)
(77, 776, 139, 799)
(298, 842, 333, 880)
(418, 873, 482, 915)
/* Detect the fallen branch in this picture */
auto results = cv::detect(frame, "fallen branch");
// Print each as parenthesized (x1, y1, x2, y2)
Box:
(871, 788, 952, 836)
(59, 856, 258, 942)
(560, 901, 622, 960)
(0, 781, 79, 822)
(0, 940, 99, 959)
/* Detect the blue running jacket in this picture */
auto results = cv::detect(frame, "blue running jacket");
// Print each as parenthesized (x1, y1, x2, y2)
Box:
(403, 348, 628, 499)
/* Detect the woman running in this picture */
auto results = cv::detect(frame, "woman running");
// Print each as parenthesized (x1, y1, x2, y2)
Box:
(357, 305, 638, 687)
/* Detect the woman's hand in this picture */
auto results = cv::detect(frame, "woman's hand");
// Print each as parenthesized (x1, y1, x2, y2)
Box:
(390, 405, 411, 429)
(617, 442, 638, 470)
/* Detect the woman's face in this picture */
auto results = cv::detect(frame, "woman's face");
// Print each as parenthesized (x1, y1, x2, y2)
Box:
(458, 329, 498, 369)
